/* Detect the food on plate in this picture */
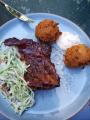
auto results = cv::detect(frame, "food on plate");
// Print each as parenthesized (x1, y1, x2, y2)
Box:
(0, 42, 34, 114)
(35, 19, 62, 43)
(4, 38, 60, 89)
(64, 44, 90, 68)
(57, 32, 80, 50)
(0, 36, 60, 114)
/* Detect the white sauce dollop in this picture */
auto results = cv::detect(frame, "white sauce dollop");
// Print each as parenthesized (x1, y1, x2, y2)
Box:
(57, 32, 80, 50)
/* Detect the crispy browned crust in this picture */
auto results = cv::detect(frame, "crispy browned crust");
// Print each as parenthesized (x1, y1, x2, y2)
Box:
(35, 19, 62, 43)
(64, 44, 90, 68)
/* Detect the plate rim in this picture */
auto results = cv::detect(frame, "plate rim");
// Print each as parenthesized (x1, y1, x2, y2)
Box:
(0, 12, 90, 40)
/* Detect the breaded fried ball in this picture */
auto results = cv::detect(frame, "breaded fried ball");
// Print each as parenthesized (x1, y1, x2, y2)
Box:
(64, 44, 90, 68)
(35, 19, 62, 43)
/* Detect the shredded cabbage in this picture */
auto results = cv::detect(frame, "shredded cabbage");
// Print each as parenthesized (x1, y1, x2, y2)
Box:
(0, 42, 35, 114)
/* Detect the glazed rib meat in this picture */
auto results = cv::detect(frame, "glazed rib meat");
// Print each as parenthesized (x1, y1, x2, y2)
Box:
(4, 38, 60, 89)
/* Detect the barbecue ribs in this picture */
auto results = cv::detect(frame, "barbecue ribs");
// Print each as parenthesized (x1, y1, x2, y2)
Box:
(4, 38, 60, 90)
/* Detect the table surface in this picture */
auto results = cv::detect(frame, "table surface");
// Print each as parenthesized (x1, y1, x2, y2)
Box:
(0, 0, 90, 120)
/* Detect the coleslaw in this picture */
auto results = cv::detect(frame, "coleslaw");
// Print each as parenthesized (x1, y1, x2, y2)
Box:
(0, 41, 35, 114)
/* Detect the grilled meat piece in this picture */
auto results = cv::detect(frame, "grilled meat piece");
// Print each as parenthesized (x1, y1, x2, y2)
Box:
(24, 56, 60, 89)
(4, 38, 60, 90)
(4, 38, 51, 58)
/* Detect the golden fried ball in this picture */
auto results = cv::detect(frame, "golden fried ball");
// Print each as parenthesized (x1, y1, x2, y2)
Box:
(64, 44, 90, 68)
(35, 19, 62, 43)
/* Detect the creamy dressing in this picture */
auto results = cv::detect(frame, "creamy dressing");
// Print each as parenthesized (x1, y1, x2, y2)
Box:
(57, 32, 80, 50)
